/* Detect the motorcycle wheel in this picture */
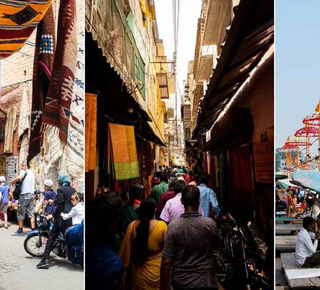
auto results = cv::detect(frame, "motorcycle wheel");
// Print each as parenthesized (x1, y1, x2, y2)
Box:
(24, 232, 49, 257)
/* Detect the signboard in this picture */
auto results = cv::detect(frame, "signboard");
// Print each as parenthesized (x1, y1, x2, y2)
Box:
(6, 156, 19, 186)
(167, 108, 174, 119)
(184, 120, 191, 128)
(183, 104, 191, 119)
(253, 128, 274, 184)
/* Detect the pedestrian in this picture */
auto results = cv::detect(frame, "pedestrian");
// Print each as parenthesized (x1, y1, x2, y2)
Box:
(36, 174, 76, 269)
(86, 191, 123, 290)
(116, 184, 143, 249)
(61, 192, 84, 225)
(198, 173, 220, 218)
(276, 195, 287, 212)
(0, 176, 10, 229)
(11, 161, 36, 236)
(119, 198, 167, 289)
(160, 185, 222, 289)
(42, 179, 56, 215)
(160, 179, 204, 223)
(157, 177, 176, 214)
(295, 216, 320, 267)
(183, 169, 191, 184)
(150, 172, 168, 206)
(189, 173, 199, 186)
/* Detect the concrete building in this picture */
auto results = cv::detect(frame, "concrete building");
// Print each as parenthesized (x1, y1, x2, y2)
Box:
(85, 0, 169, 198)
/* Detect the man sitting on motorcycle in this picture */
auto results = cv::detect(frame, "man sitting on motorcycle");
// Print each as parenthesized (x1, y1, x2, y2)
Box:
(36, 174, 76, 269)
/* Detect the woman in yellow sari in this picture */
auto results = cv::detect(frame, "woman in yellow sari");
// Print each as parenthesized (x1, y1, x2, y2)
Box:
(119, 198, 167, 290)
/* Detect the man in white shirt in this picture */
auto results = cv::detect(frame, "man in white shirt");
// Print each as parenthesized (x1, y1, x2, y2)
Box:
(11, 161, 36, 236)
(295, 216, 320, 267)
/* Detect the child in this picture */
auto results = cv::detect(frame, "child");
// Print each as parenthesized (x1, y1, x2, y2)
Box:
(61, 192, 84, 225)
(0, 176, 10, 229)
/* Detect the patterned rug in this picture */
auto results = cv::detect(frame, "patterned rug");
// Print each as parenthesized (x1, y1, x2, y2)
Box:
(0, 0, 51, 59)
(27, 4, 55, 165)
(42, 0, 77, 143)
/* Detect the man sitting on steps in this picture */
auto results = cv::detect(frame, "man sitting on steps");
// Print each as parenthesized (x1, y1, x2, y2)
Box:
(295, 216, 320, 267)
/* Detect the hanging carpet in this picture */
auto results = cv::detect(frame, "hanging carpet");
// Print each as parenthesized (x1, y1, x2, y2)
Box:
(42, 0, 77, 143)
(0, 0, 52, 59)
(28, 4, 55, 164)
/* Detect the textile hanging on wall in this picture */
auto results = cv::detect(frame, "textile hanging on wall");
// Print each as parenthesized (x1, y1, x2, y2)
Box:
(85, 93, 97, 172)
(0, 0, 52, 60)
(66, 18, 85, 179)
(42, 126, 63, 176)
(0, 155, 6, 177)
(108, 123, 140, 181)
(42, 0, 77, 143)
(28, 4, 55, 165)
(18, 86, 30, 139)
(19, 134, 29, 165)
(4, 105, 17, 154)
(0, 117, 5, 141)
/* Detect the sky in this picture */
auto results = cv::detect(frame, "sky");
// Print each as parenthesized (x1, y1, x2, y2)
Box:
(154, 0, 202, 108)
(276, 0, 320, 151)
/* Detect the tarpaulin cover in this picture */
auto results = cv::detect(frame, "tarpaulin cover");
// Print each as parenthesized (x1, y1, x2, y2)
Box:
(292, 170, 320, 192)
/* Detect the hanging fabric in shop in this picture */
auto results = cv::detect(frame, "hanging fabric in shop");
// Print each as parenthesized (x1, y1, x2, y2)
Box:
(28, 4, 55, 164)
(0, 0, 52, 60)
(0, 117, 5, 141)
(4, 105, 17, 154)
(85, 93, 97, 172)
(18, 86, 30, 139)
(108, 123, 140, 181)
(0, 156, 6, 176)
(42, 0, 77, 143)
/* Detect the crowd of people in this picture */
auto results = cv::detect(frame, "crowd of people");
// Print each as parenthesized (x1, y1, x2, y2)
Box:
(276, 184, 320, 268)
(86, 164, 222, 289)
(0, 161, 84, 269)
(276, 185, 311, 217)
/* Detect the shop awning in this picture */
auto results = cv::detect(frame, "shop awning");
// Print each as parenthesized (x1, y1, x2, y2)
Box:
(192, 0, 273, 138)
(203, 108, 253, 153)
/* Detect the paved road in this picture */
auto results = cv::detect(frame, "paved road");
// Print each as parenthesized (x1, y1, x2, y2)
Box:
(0, 223, 83, 290)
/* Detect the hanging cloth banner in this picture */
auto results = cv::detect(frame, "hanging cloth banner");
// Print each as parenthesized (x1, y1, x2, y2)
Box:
(28, 4, 55, 165)
(4, 105, 17, 154)
(108, 123, 140, 181)
(85, 93, 97, 172)
(0, 0, 52, 60)
(0, 155, 6, 176)
(42, 0, 77, 143)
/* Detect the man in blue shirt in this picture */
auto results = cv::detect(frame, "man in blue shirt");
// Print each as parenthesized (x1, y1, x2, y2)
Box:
(198, 173, 220, 218)
(0, 176, 10, 229)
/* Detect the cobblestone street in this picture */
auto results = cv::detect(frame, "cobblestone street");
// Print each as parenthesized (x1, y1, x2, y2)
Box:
(0, 223, 83, 290)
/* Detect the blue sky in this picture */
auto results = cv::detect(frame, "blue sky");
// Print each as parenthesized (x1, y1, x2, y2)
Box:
(276, 0, 320, 150)
(155, 0, 201, 116)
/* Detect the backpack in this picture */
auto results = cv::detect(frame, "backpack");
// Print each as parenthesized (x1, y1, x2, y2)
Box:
(13, 171, 27, 200)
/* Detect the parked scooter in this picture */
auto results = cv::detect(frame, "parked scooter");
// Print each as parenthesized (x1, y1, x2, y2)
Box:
(24, 214, 83, 268)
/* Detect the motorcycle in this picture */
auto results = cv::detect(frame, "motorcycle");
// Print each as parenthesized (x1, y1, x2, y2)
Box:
(214, 213, 270, 290)
(24, 214, 83, 268)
